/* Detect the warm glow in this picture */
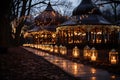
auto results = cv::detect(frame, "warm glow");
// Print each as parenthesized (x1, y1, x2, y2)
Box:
(83, 45, 90, 59)
(111, 75, 116, 79)
(97, 32, 102, 34)
(96, 39, 101, 43)
(52, 33, 56, 38)
(60, 46, 67, 55)
(111, 56, 117, 64)
(91, 54, 96, 61)
(59, 45, 67, 55)
(72, 46, 80, 58)
(72, 63, 78, 75)
(91, 68, 96, 74)
(90, 47, 98, 61)
(109, 49, 118, 65)
(62, 61, 67, 69)
(91, 77, 96, 80)
(50, 45, 54, 52)
(54, 45, 59, 53)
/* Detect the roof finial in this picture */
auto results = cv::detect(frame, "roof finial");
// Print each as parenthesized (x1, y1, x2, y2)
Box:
(45, 0, 54, 11)
(48, 0, 51, 6)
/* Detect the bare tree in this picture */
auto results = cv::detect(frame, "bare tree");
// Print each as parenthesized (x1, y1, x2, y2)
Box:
(93, 0, 120, 23)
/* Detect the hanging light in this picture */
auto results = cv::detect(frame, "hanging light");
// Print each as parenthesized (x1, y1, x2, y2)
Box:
(109, 49, 119, 65)
(72, 46, 80, 58)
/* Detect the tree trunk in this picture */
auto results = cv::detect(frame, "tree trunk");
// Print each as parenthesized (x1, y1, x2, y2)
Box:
(14, 20, 25, 46)
(0, 0, 12, 47)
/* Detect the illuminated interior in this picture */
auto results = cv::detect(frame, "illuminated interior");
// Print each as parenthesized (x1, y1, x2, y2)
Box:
(24, 0, 120, 45)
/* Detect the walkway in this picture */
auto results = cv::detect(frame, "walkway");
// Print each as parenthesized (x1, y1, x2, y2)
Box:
(0, 47, 77, 80)
(24, 47, 120, 80)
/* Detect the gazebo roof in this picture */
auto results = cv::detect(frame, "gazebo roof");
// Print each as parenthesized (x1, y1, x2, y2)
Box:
(71, 0, 111, 25)
(34, 2, 66, 31)
(72, 0, 101, 16)
(45, 2, 54, 11)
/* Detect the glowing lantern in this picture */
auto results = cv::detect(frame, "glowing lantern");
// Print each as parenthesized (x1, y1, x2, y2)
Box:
(60, 46, 67, 55)
(90, 47, 98, 61)
(50, 45, 54, 52)
(72, 46, 80, 58)
(83, 45, 90, 59)
(109, 49, 119, 64)
(54, 45, 59, 53)
(59, 45, 63, 53)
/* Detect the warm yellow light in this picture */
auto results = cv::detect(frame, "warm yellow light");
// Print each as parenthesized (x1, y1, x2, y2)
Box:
(60, 46, 67, 55)
(90, 47, 98, 61)
(109, 49, 118, 64)
(91, 68, 96, 74)
(54, 45, 59, 53)
(111, 75, 116, 79)
(72, 63, 78, 75)
(91, 54, 96, 61)
(48, 45, 53, 52)
(97, 32, 102, 34)
(52, 33, 56, 38)
(83, 45, 90, 59)
(91, 77, 96, 80)
(111, 56, 117, 64)
(72, 46, 80, 58)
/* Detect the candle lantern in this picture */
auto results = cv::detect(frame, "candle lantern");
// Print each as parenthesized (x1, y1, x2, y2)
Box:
(37, 44, 40, 49)
(109, 49, 119, 64)
(90, 47, 98, 61)
(59, 45, 63, 53)
(60, 46, 67, 55)
(83, 45, 90, 59)
(50, 45, 54, 52)
(54, 45, 59, 53)
(46, 45, 50, 51)
(72, 46, 80, 58)
(42, 45, 45, 50)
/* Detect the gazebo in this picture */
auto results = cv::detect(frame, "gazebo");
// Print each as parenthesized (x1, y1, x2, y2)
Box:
(27, 2, 67, 44)
(56, 0, 120, 45)
(34, 2, 66, 31)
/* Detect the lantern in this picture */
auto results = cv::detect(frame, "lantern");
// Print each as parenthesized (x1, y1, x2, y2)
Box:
(54, 45, 59, 53)
(50, 45, 54, 52)
(60, 46, 67, 55)
(83, 45, 90, 59)
(72, 46, 80, 58)
(59, 45, 63, 53)
(90, 47, 98, 61)
(109, 49, 119, 64)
